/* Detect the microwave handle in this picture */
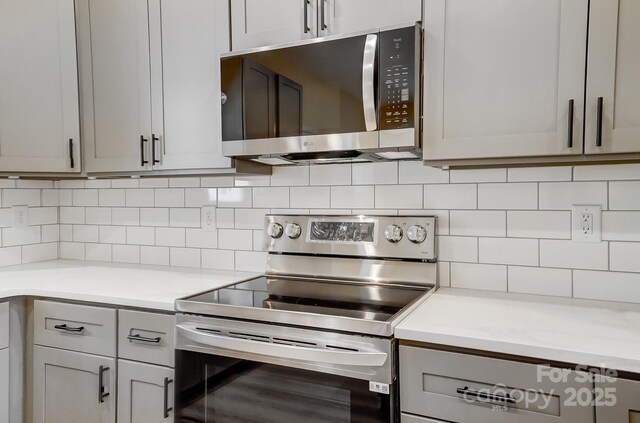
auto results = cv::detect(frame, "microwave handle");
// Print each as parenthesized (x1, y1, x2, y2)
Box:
(362, 34, 378, 131)
(177, 324, 388, 367)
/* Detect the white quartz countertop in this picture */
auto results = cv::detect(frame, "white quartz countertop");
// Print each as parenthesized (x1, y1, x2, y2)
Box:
(0, 260, 258, 311)
(396, 288, 640, 374)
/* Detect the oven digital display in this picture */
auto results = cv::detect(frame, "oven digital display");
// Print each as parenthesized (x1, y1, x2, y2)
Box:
(309, 221, 375, 243)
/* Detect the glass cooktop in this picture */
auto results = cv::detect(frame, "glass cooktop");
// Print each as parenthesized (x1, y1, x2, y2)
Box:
(181, 276, 431, 322)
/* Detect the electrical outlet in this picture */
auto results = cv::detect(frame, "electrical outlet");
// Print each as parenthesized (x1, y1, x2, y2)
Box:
(201, 206, 216, 232)
(12, 205, 29, 228)
(572, 205, 601, 242)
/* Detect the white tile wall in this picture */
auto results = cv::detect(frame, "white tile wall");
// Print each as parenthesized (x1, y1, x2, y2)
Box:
(1, 162, 640, 304)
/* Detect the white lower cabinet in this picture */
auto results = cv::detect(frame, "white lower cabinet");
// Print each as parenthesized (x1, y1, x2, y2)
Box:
(595, 377, 640, 422)
(402, 413, 446, 423)
(118, 360, 175, 423)
(33, 345, 116, 423)
(0, 348, 8, 423)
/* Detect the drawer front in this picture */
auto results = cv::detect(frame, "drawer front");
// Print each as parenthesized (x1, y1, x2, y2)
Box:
(118, 310, 175, 367)
(596, 376, 640, 422)
(34, 300, 117, 357)
(0, 302, 8, 350)
(400, 346, 594, 423)
(402, 413, 446, 423)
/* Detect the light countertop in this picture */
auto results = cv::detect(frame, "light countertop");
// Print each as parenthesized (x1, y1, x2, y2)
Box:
(0, 260, 258, 311)
(396, 288, 640, 374)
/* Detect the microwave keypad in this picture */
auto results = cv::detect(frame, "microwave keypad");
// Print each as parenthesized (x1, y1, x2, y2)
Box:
(378, 26, 416, 131)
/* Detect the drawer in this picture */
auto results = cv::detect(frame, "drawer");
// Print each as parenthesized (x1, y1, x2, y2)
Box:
(400, 346, 594, 423)
(118, 310, 175, 367)
(34, 300, 116, 357)
(595, 376, 640, 422)
(0, 302, 8, 350)
(402, 413, 445, 423)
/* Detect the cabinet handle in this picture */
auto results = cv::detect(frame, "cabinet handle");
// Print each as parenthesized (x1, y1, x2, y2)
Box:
(320, 0, 327, 30)
(567, 99, 574, 148)
(54, 323, 85, 333)
(303, 0, 310, 33)
(456, 386, 516, 405)
(98, 365, 110, 404)
(596, 97, 603, 147)
(140, 135, 149, 166)
(69, 139, 75, 169)
(127, 334, 161, 344)
(152, 134, 161, 165)
(163, 377, 173, 418)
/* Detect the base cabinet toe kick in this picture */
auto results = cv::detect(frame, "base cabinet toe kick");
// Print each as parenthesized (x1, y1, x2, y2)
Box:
(399, 344, 640, 423)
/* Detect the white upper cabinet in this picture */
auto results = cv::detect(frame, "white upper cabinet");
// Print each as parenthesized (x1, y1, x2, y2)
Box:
(77, 0, 153, 173)
(318, 0, 421, 37)
(423, 0, 589, 162)
(231, 0, 318, 51)
(150, 0, 232, 170)
(0, 0, 80, 173)
(585, 0, 640, 155)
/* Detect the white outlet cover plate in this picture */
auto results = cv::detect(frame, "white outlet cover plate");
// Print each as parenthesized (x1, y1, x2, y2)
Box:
(572, 205, 601, 243)
(12, 205, 30, 228)
(201, 206, 216, 232)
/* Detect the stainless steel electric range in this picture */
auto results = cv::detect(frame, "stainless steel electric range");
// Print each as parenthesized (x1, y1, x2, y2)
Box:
(174, 214, 437, 423)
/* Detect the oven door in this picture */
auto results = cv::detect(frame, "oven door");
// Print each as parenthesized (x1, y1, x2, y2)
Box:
(174, 316, 398, 423)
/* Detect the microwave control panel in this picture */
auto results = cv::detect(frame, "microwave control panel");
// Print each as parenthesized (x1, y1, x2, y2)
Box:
(378, 26, 418, 131)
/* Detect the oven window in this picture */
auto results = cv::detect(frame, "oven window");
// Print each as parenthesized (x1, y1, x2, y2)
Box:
(175, 350, 394, 423)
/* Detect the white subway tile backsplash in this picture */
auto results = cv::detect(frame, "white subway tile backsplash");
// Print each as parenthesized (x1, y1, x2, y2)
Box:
(58, 189, 72, 206)
(507, 167, 572, 182)
(42, 189, 60, 206)
(271, 166, 309, 186)
(169, 177, 200, 188)
(450, 211, 505, 237)
(3, 189, 41, 207)
(574, 270, 640, 303)
(202, 249, 235, 270)
(2, 227, 41, 246)
(21, 243, 57, 263)
(424, 184, 476, 210)
(201, 176, 234, 188)
(112, 208, 140, 226)
(609, 181, 640, 210)
(508, 266, 572, 297)
(186, 229, 218, 249)
(126, 227, 155, 246)
(185, 188, 217, 207)
(507, 211, 571, 239)
(602, 212, 640, 241)
(125, 189, 154, 207)
(85, 243, 112, 262)
(235, 209, 268, 230)
(140, 208, 169, 227)
(30, 207, 58, 225)
(73, 189, 98, 206)
(253, 187, 289, 208)
(352, 162, 397, 185)
(235, 250, 268, 272)
(539, 182, 608, 210)
(59, 225, 72, 242)
(59, 180, 84, 189)
(99, 226, 126, 244)
(331, 186, 374, 209)
(155, 189, 185, 208)
(540, 240, 609, 270)
(42, 225, 60, 243)
(399, 161, 449, 184)
(73, 225, 99, 243)
(479, 237, 538, 266)
(437, 236, 478, 263)
(218, 188, 252, 208)
(59, 242, 85, 260)
(84, 179, 111, 189)
(450, 169, 506, 183)
(112, 244, 140, 264)
(451, 263, 507, 291)
(86, 207, 111, 225)
(111, 179, 139, 188)
(478, 183, 537, 210)
(610, 242, 640, 273)
(216, 208, 235, 228)
(375, 185, 422, 209)
(437, 262, 450, 287)
(235, 175, 271, 187)
(140, 246, 169, 266)
(139, 178, 168, 188)
(17, 180, 52, 189)
(99, 189, 125, 206)
(0, 247, 21, 266)
(156, 228, 186, 247)
(169, 208, 201, 228)
(310, 164, 351, 186)
(218, 229, 253, 250)
(170, 247, 200, 267)
(290, 187, 330, 209)
(59, 207, 85, 224)
(573, 164, 640, 181)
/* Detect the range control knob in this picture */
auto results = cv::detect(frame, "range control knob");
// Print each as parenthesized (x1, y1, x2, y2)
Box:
(384, 224, 403, 243)
(267, 223, 284, 239)
(407, 225, 427, 244)
(285, 223, 302, 239)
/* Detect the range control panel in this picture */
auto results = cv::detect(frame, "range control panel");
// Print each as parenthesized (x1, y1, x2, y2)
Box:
(264, 215, 437, 261)
(378, 25, 419, 131)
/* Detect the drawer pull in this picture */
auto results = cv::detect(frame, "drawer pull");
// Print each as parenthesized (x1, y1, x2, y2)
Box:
(456, 386, 516, 405)
(54, 324, 85, 333)
(127, 334, 162, 344)
(98, 365, 110, 404)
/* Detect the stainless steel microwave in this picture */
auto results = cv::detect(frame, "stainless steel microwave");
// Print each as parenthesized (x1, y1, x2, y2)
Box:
(220, 24, 422, 165)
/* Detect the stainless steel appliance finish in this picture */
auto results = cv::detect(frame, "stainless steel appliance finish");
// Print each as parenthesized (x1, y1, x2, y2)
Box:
(220, 24, 423, 165)
(175, 214, 437, 423)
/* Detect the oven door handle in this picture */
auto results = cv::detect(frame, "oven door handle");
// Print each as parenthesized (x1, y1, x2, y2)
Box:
(362, 34, 378, 132)
(177, 324, 388, 367)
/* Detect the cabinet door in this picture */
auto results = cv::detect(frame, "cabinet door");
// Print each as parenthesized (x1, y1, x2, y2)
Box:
(318, 0, 421, 37)
(0, 348, 8, 423)
(231, 0, 318, 51)
(596, 377, 640, 422)
(117, 360, 174, 423)
(149, 0, 232, 170)
(33, 346, 116, 423)
(585, 0, 640, 155)
(423, 0, 588, 161)
(77, 0, 152, 173)
(0, 0, 80, 173)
